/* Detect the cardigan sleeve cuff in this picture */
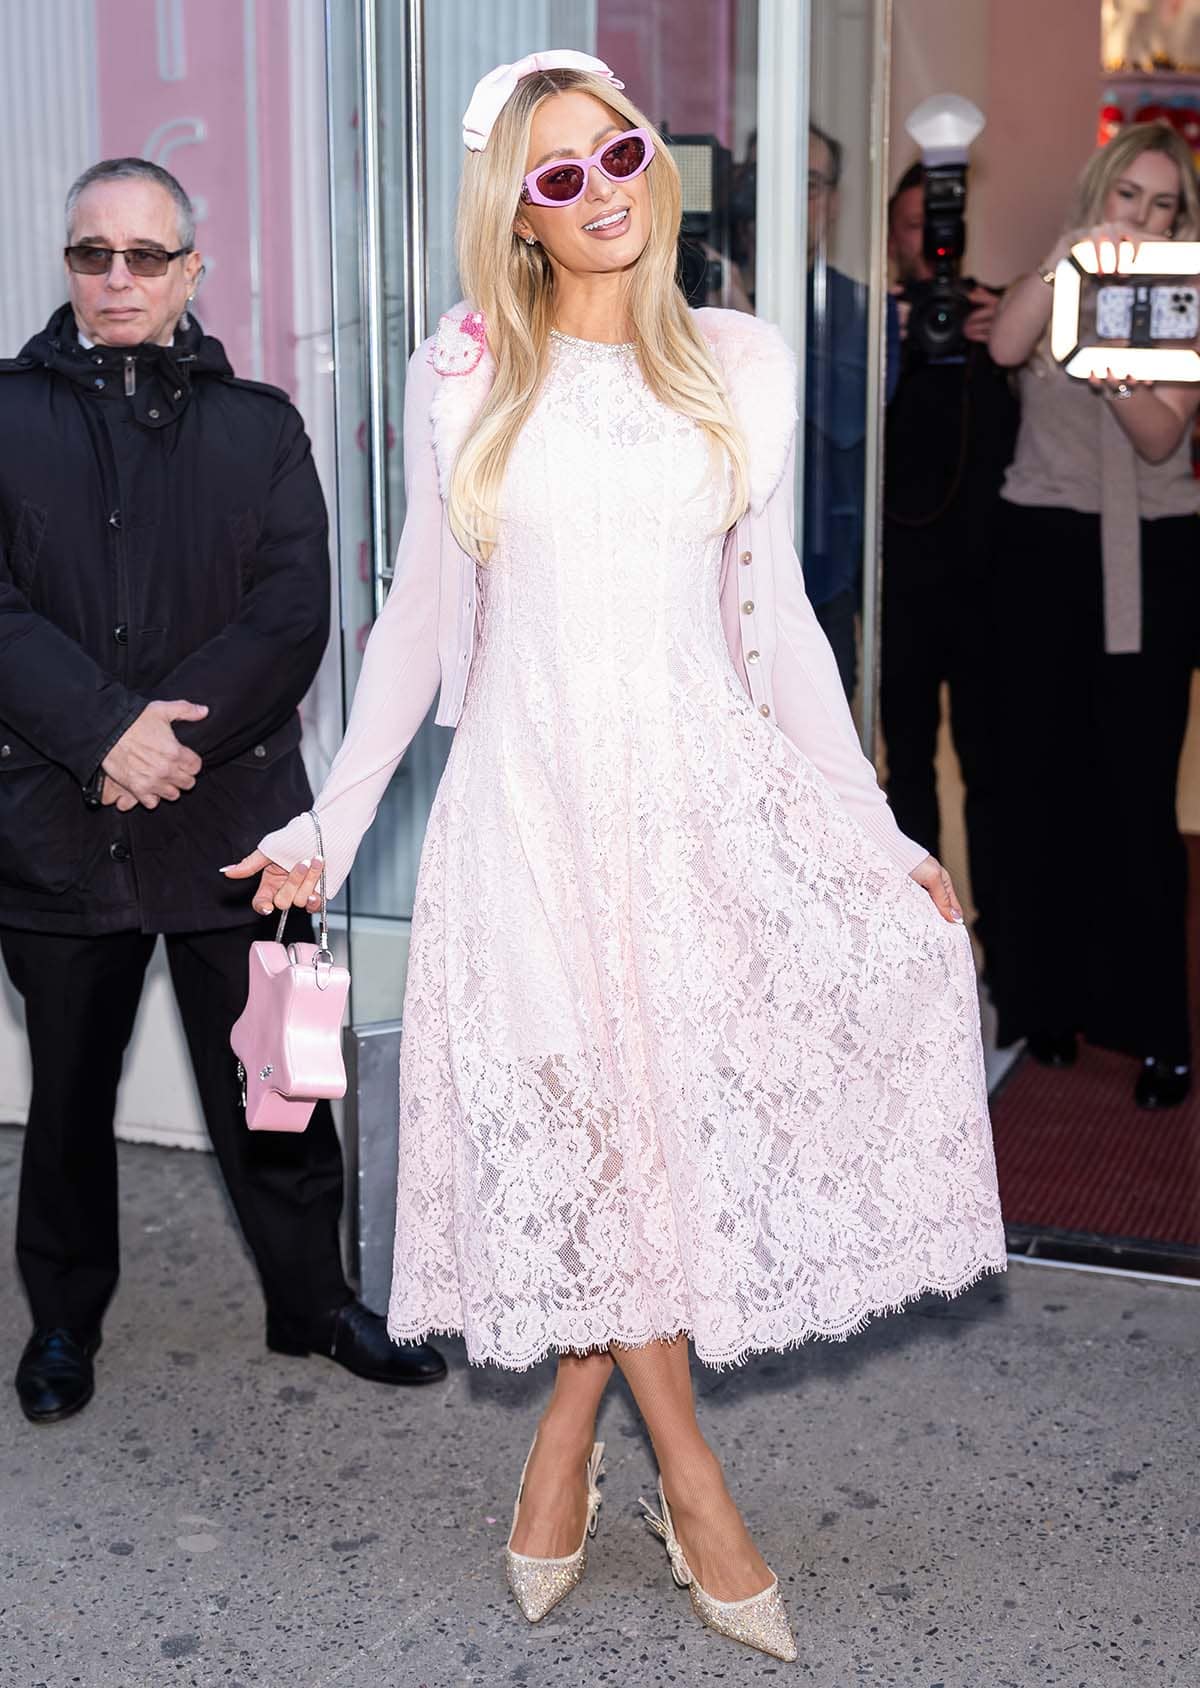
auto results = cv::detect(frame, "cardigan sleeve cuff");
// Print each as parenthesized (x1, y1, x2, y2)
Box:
(256, 807, 356, 906)
(855, 802, 932, 878)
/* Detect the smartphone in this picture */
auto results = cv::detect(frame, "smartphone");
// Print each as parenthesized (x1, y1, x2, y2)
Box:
(1096, 283, 1200, 342)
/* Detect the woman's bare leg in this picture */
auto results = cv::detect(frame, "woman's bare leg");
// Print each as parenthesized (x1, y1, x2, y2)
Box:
(508, 1349, 615, 1556)
(610, 1335, 771, 1601)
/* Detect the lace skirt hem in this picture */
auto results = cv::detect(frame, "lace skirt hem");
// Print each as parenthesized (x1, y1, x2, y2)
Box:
(386, 1251, 1009, 1374)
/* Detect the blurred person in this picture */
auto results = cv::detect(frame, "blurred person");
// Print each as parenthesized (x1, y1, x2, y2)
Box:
(988, 121, 1200, 1106)
(805, 124, 901, 698)
(0, 158, 445, 1424)
(881, 161, 1020, 964)
(226, 53, 1004, 1656)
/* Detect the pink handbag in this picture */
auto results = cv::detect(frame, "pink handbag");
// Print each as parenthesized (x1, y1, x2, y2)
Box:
(230, 813, 350, 1132)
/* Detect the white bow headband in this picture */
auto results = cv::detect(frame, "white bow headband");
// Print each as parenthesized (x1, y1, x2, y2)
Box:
(462, 49, 626, 152)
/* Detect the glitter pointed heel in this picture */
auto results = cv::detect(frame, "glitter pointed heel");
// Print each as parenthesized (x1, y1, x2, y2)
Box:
(505, 1438, 605, 1623)
(639, 1476, 798, 1662)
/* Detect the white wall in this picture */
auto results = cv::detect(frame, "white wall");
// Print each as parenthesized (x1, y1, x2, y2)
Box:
(0, 943, 208, 1145)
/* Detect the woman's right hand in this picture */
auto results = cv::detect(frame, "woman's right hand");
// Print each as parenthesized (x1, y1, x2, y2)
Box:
(221, 850, 325, 916)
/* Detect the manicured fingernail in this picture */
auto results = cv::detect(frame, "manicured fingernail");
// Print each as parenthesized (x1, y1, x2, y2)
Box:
(952, 912, 965, 923)
(218, 865, 236, 873)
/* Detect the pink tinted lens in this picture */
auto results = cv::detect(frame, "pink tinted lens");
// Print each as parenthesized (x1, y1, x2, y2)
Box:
(534, 162, 587, 202)
(600, 134, 647, 178)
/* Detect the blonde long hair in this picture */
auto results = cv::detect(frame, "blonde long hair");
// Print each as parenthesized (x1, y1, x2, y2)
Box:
(1071, 119, 1200, 238)
(449, 67, 750, 561)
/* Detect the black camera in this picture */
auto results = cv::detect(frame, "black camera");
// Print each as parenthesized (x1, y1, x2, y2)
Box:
(907, 161, 971, 361)
(662, 128, 732, 308)
(902, 96, 986, 363)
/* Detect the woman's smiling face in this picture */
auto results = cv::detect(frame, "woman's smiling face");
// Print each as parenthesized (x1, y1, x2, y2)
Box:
(513, 91, 652, 276)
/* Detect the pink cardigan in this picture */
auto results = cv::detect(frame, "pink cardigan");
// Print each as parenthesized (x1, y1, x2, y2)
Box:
(259, 304, 928, 896)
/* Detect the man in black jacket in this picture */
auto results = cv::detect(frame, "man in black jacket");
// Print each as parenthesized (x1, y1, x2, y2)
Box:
(0, 158, 444, 1422)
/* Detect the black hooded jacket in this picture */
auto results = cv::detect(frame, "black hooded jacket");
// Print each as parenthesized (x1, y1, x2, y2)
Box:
(0, 306, 330, 934)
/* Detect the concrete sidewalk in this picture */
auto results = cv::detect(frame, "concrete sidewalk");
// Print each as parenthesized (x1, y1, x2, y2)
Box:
(1, 1122, 1195, 1688)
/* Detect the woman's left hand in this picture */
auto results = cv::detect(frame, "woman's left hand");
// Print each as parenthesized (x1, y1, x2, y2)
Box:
(909, 854, 965, 924)
(1088, 366, 1153, 400)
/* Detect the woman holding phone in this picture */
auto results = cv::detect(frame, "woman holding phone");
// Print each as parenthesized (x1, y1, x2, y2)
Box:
(988, 120, 1200, 1107)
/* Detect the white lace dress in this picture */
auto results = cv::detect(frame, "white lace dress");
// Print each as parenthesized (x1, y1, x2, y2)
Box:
(386, 328, 1005, 1369)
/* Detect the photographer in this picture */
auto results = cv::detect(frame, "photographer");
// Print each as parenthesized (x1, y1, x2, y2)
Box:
(987, 121, 1200, 1107)
(881, 162, 1019, 970)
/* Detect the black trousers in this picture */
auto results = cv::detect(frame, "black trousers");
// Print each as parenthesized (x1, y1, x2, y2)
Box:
(2, 919, 352, 1337)
(880, 533, 1002, 957)
(984, 503, 1198, 1060)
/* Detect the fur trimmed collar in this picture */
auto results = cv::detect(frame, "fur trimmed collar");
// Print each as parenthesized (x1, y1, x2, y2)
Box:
(427, 300, 797, 515)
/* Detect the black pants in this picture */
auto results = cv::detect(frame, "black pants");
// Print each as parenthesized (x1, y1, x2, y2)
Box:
(985, 503, 1197, 1060)
(880, 537, 1001, 956)
(2, 919, 352, 1337)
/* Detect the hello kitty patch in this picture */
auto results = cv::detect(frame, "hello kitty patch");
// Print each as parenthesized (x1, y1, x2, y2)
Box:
(429, 309, 487, 377)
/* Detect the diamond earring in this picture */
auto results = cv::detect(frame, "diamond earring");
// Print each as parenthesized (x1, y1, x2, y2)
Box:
(524, 235, 536, 246)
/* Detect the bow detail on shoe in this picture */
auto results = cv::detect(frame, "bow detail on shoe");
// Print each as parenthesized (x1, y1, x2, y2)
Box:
(584, 1441, 605, 1536)
(638, 1488, 693, 1586)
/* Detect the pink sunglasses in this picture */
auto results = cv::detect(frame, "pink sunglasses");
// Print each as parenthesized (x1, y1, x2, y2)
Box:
(520, 127, 655, 208)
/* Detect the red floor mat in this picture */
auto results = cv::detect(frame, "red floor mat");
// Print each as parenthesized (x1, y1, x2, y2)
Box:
(990, 837, 1200, 1248)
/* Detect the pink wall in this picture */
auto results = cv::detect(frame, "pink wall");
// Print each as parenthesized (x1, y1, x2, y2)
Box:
(94, 0, 296, 390)
(977, 0, 1100, 283)
(891, 0, 1100, 286)
(597, 0, 736, 145)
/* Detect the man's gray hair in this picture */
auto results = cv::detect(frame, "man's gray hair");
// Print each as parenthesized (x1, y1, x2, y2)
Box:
(65, 158, 196, 248)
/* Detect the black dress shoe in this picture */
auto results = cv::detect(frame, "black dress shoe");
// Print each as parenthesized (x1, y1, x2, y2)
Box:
(267, 1299, 447, 1385)
(15, 1327, 101, 1424)
(1134, 1057, 1191, 1111)
(1027, 1030, 1078, 1068)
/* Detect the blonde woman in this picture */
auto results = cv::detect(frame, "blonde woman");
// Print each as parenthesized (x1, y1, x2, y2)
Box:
(988, 122, 1200, 1106)
(226, 52, 1004, 1662)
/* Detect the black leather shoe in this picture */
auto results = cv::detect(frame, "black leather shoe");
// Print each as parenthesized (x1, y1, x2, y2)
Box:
(15, 1327, 101, 1424)
(267, 1299, 447, 1385)
(1134, 1057, 1191, 1111)
(1027, 1030, 1078, 1068)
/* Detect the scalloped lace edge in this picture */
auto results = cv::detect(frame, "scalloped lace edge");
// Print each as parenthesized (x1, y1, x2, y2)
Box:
(386, 1254, 1010, 1374)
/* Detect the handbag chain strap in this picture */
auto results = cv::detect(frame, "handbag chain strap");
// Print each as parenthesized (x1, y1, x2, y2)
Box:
(274, 809, 331, 959)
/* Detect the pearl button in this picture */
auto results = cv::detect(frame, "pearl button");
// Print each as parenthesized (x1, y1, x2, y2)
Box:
(740, 550, 752, 564)
(147, 408, 160, 419)
(252, 744, 267, 759)
(741, 600, 754, 614)
(746, 649, 760, 663)
(759, 704, 771, 717)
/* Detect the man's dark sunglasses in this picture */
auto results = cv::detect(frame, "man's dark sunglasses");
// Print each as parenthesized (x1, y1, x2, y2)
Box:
(64, 244, 192, 277)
